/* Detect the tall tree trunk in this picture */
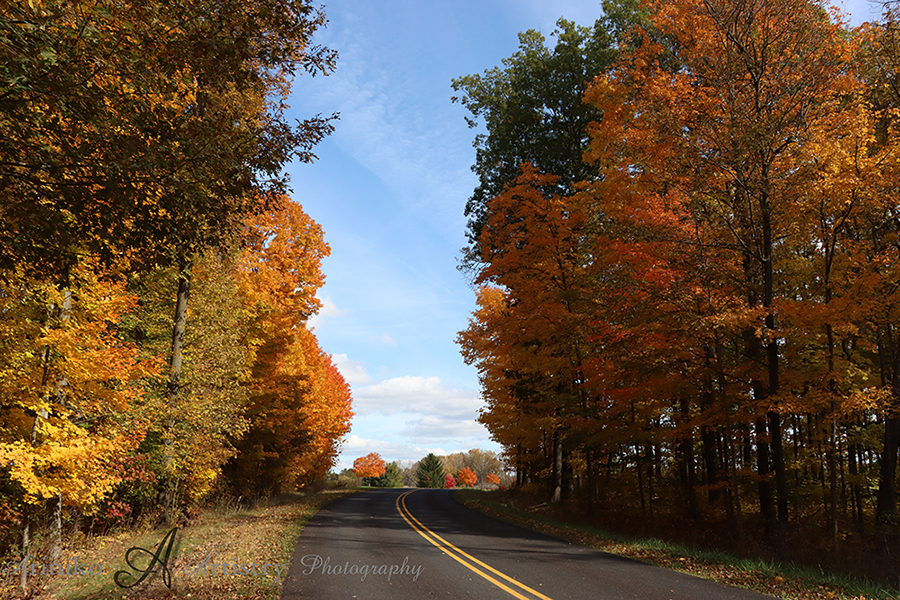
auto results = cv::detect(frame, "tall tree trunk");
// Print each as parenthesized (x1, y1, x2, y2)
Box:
(47, 494, 62, 563)
(25, 288, 73, 580)
(848, 438, 864, 535)
(875, 323, 897, 528)
(756, 416, 776, 534)
(679, 397, 698, 518)
(701, 345, 721, 503)
(47, 291, 71, 563)
(876, 324, 900, 528)
(586, 449, 596, 514)
(745, 251, 777, 531)
(762, 189, 788, 526)
(768, 410, 788, 524)
(636, 444, 646, 517)
(701, 426, 720, 503)
(877, 411, 900, 527)
(516, 443, 524, 488)
(19, 518, 30, 592)
(161, 260, 192, 523)
(550, 427, 563, 503)
(646, 442, 655, 520)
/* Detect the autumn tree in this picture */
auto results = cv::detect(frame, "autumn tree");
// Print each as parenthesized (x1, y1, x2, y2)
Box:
(439, 449, 505, 483)
(459, 164, 596, 502)
(855, 6, 900, 529)
(0, 260, 158, 580)
(0, 0, 337, 283)
(0, 0, 340, 546)
(458, 0, 900, 557)
(225, 200, 352, 497)
(584, 0, 865, 532)
(456, 467, 477, 487)
(353, 453, 386, 479)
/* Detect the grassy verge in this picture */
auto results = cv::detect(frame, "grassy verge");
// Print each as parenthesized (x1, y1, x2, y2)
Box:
(2, 489, 355, 600)
(454, 489, 897, 600)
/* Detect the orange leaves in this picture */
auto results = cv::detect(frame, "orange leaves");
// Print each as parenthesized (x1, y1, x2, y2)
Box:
(237, 197, 330, 327)
(464, 0, 893, 508)
(456, 467, 477, 487)
(478, 164, 586, 288)
(353, 453, 386, 479)
(458, 162, 597, 480)
(227, 200, 352, 495)
(231, 314, 352, 494)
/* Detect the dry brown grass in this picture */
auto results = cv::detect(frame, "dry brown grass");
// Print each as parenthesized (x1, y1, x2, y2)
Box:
(1, 490, 355, 600)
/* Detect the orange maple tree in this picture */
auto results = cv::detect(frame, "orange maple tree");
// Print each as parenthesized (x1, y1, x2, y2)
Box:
(353, 453, 386, 478)
(225, 198, 352, 496)
(456, 467, 477, 487)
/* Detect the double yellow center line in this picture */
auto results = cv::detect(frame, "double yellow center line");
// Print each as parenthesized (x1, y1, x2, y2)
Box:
(395, 490, 555, 600)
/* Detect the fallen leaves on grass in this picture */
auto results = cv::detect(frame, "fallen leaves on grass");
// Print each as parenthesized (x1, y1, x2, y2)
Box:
(11, 490, 354, 600)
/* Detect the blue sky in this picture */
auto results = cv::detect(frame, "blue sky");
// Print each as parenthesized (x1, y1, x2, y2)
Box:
(284, 0, 879, 470)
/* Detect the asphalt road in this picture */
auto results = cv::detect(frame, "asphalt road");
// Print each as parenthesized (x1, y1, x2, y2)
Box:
(281, 489, 774, 600)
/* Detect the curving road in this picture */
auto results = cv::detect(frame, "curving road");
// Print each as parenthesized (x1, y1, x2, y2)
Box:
(281, 489, 774, 600)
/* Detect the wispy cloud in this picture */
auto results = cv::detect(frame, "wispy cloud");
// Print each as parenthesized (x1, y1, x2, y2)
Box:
(352, 375, 481, 418)
(401, 416, 487, 443)
(299, 7, 476, 237)
(367, 332, 397, 346)
(331, 353, 373, 385)
(338, 434, 447, 468)
(308, 296, 351, 330)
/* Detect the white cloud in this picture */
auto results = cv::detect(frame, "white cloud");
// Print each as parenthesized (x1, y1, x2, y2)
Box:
(331, 353, 373, 385)
(367, 332, 397, 346)
(337, 434, 447, 468)
(401, 416, 487, 442)
(307, 296, 351, 330)
(352, 375, 481, 418)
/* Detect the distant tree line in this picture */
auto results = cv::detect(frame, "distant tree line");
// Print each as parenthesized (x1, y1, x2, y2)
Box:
(340, 449, 509, 489)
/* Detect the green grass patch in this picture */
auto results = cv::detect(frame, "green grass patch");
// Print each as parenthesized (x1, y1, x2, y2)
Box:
(454, 489, 896, 600)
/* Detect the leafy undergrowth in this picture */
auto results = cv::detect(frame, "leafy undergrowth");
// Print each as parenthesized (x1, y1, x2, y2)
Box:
(454, 489, 898, 600)
(2, 490, 355, 600)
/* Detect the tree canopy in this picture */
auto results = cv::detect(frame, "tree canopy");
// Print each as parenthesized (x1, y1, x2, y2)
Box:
(0, 0, 351, 580)
(457, 0, 900, 555)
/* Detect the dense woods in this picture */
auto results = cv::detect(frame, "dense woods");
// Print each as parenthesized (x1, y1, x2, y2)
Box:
(0, 0, 352, 585)
(456, 0, 900, 560)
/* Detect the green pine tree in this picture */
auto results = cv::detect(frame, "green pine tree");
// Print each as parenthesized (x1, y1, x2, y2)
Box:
(416, 453, 445, 488)
(366, 461, 402, 487)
